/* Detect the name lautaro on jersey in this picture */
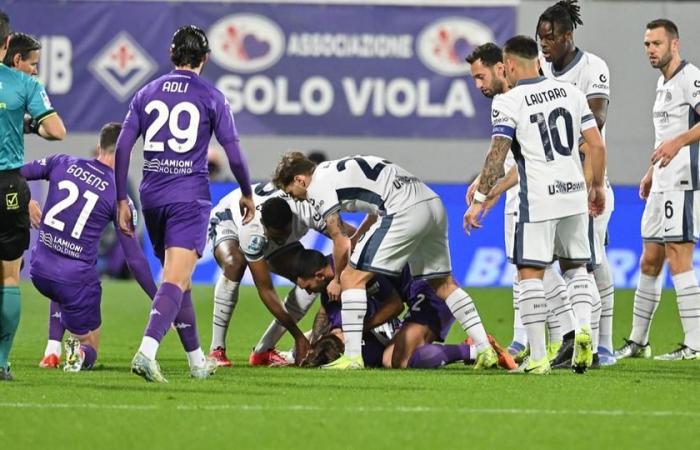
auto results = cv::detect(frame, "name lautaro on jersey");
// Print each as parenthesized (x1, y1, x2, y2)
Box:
(524, 87, 568, 107)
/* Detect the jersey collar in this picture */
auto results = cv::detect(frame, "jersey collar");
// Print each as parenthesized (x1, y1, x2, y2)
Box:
(551, 48, 584, 77)
(663, 60, 688, 84)
(516, 76, 547, 86)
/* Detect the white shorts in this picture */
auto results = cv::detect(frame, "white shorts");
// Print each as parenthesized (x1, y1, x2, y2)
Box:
(208, 209, 239, 249)
(642, 190, 700, 243)
(509, 213, 591, 268)
(589, 209, 612, 268)
(505, 213, 516, 263)
(350, 198, 451, 278)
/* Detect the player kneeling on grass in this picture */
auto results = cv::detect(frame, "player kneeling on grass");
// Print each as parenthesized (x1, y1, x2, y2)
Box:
(21, 123, 157, 372)
(296, 250, 516, 369)
(208, 185, 344, 366)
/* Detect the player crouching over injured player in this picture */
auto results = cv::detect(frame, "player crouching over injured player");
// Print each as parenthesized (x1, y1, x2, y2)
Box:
(295, 250, 516, 369)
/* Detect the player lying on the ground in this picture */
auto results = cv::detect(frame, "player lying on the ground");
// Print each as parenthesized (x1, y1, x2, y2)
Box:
(295, 249, 516, 369)
(275, 152, 499, 370)
(21, 123, 157, 372)
(208, 183, 352, 366)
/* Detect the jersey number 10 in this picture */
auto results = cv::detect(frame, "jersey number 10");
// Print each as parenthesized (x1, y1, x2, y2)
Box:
(529, 107, 574, 162)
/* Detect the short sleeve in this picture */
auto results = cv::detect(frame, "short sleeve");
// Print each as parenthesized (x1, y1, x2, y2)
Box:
(25, 77, 55, 122)
(295, 198, 327, 232)
(582, 56, 610, 100)
(238, 223, 267, 262)
(307, 169, 341, 219)
(491, 93, 517, 140)
(682, 65, 700, 111)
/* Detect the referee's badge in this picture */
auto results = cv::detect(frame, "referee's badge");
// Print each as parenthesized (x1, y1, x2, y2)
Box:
(5, 192, 19, 210)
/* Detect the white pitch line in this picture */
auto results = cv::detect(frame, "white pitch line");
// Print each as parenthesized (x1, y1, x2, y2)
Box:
(1, 402, 699, 418)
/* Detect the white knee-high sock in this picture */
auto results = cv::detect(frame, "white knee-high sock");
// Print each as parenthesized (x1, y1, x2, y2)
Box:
(672, 271, 700, 350)
(254, 286, 317, 353)
(341, 289, 367, 358)
(518, 279, 548, 361)
(211, 275, 240, 350)
(630, 273, 663, 345)
(512, 275, 528, 346)
(594, 259, 615, 352)
(543, 265, 568, 344)
(564, 267, 595, 332)
(445, 289, 490, 352)
(590, 273, 602, 352)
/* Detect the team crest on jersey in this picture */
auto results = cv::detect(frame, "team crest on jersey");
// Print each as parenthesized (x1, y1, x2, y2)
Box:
(416, 17, 494, 76)
(208, 14, 285, 73)
(665, 91, 673, 102)
(89, 32, 157, 101)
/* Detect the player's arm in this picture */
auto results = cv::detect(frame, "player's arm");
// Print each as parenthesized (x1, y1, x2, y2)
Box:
(25, 79, 66, 140)
(117, 232, 158, 300)
(581, 125, 607, 216)
(309, 305, 330, 345)
(364, 289, 404, 330)
(651, 105, 700, 167)
(587, 97, 609, 131)
(115, 100, 142, 237)
(639, 164, 654, 200)
(325, 212, 351, 300)
(487, 165, 518, 200)
(19, 156, 54, 181)
(31, 114, 66, 141)
(248, 259, 310, 363)
(349, 214, 377, 250)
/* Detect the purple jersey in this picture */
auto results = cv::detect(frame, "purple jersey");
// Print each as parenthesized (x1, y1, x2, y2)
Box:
(22, 155, 128, 282)
(116, 69, 249, 209)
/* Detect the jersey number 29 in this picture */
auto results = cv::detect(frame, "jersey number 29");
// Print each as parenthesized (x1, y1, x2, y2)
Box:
(143, 100, 200, 153)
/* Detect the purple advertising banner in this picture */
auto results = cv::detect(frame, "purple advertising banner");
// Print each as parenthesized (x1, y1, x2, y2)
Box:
(6, 1, 515, 137)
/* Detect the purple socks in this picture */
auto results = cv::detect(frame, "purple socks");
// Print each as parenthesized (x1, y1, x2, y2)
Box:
(144, 282, 183, 343)
(81, 344, 97, 369)
(48, 301, 65, 341)
(407, 344, 471, 369)
(173, 290, 200, 352)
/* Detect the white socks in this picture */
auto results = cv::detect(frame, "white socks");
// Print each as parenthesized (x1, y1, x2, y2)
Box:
(211, 275, 240, 350)
(564, 267, 595, 332)
(543, 265, 571, 344)
(630, 273, 663, 345)
(672, 271, 700, 350)
(594, 259, 615, 352)
(139, 336, 159, 360)
(518, 279, 547, 361)
(512, 277, 528, 346)
(44, 340, 62, 357)
(340, 289, 367, 358)
(254, 286, 317, 353)
(187, 348, 206, 368)
(590, 273, 602, 352)
(445, 289, 490, 352)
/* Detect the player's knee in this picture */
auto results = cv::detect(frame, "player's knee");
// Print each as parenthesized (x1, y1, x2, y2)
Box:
(340, 267, 370, 289)
(639, 250, 665, 276)
(427, 275, 457, 299)
(666, 246, 693, 275)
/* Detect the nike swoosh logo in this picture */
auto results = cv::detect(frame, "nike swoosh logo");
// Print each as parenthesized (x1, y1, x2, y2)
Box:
(523, 367, 537, 373)
(664, 227, 673, 232)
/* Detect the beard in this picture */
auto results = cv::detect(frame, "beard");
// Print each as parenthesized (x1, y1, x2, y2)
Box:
(651, 51, 673, 69)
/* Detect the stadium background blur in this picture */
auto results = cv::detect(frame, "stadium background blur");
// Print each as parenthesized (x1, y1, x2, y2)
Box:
(7, 0, 700, 288)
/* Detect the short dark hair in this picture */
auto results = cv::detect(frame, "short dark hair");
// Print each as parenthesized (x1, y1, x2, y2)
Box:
(465, 43, 503, 66)
(3, 32, 41, 67)
(301, 334, 344, 368)
(99, 122, 122, 153)
(307, 150, 328, 165)
(170, 25, 210, 68)
(537, 0, 583, 37)
(294, 249, 328, 279)
(0, 10, 10, 45)
(646, 19, 679, 39)
(260, 197, 293, 230)
(504, 35, 539, 60)
(272, 151, 317, 189)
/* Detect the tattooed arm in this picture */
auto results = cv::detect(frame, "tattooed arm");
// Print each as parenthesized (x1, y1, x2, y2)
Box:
(325, 211, 350, 300)
(463, 136, 512, 234)
(309, 306, 331, 345)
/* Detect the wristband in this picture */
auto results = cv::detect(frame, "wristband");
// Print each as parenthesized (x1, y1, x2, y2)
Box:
(473, 190, 487, 203)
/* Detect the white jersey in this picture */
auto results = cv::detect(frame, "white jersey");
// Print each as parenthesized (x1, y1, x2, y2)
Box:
(210, 182, 326, 262)
(503, 152, 518, 215)
(651, 61, 700, 193)
(491, 76, 596, 222)
(307, 155, 438, 219)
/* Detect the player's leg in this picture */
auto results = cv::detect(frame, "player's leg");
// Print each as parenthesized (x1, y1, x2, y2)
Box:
(504, 213, 527, 355)
(39, 300, 65, 368)
(209, 239, 246, 366)
(543, 263, 575, 361)
(389, 322, 435, 368)
(616, 192, 666, 359)
(556, 213, 596, 373)
(655, 191, 700, 360)
(592, 209, 616, 365)
(57, 280, 102, 373)
(251, 243, 317, 366)
(0, 258, 22, 380)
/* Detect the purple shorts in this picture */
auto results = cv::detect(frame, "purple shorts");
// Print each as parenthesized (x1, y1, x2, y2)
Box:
(31, 275, 102, 335)
(403, 280, 455, 342)
(143, 200, 211, 262)
(362, 332, 386, 368)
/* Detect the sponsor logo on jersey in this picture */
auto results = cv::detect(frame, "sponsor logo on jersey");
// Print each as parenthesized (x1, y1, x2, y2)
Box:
(143, 158, 194, 175)
(492, 109, 500, 118)
(653, 110, 670, 124)
(208, 14, 285, 73)
(694, 80, 700, 88)
(89, 32, 157, 101)
(599, 74, 607, 83)
(416, 17, 494, 76)
(547, 180, 586, 195)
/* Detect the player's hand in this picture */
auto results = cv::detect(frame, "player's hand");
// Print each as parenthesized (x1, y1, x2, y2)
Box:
(239, 194, 255, 225)
(117, 200, 135, 237)
(463, 203, 485, 235)
(294, 335, 311, 366)
(651, 138, 683, 168)
(639, 172, 653, 200)
(327, 278, 341, 301)
(28, 200, 42, 228)
(588, 185, 606, 217)
(465, 177, 480, 206)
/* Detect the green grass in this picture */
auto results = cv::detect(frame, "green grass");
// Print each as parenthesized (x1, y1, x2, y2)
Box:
(2, 281, 700, 450)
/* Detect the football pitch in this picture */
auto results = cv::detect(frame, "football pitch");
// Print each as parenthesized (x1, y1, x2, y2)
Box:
(2, 281, 699, 450)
